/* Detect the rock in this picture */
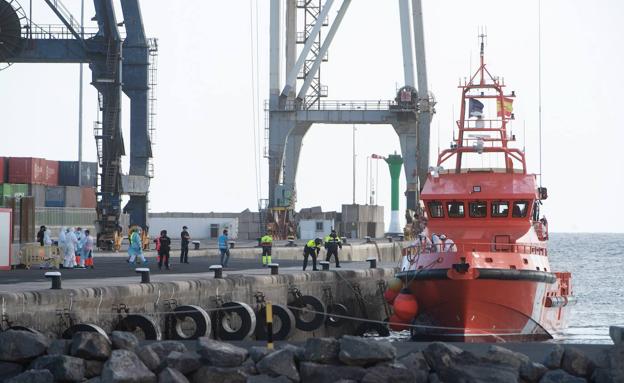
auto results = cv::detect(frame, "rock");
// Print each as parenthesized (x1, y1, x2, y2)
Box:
(111, 331, 140, 352)
(5, 369, 54, 383)
(303, 338, 340, 364)
(483, 345, 531, 369)
(428, 373, 442, 383)
(85, 360, 104, 379)
(520, 361, 549, 382)
(85, 377, 102, 383)
(158, 367, 190, 383)
(46, 339, 71, 356)
(277, 344, 305, 361)
(101, 349, 157, 383)
(561, 347, 595, 378)
(539, 369, 587, 383)
(138, 345, 163, 372)
(147, 341, 188, 361)
(196, 338, 248, 367)
(249, 346, 273, 363)
(191, 366, 249, 383)
(0, 361, 23, 381)
(246, 375, 291, 383)
(29, 355, 85, 382)
(397, 351, 429, 382)
(591, 367, 624, 383)
(361, 363, 415, 383)
(165, 351, 201, 375)
(441, 362, 519, 383)
(299, 362, 367, 383)
(0, 330, 50, 363)
(609, 326, 624, 346)
(338, 336, 396, 367)
(241, 358, 258, 375)
(256, 349, 299, 382)
(70, 332, 112, 361)
(422, 342, 478, 371)
(544, 345, 565, 369)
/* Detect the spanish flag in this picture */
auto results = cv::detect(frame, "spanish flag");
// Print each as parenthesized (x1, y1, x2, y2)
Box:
(497, 97, 514, 117)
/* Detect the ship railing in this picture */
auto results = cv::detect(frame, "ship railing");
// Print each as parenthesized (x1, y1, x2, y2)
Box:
(403, 241, 548, 257)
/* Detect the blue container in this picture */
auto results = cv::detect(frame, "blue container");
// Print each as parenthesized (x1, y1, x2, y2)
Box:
(58, 161, 97, 187)
(45, 186, 66, 207)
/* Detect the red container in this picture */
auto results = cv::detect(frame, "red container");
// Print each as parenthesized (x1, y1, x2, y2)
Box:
(8, 157, 46, 184)
(0, 157, 6, 184)
(43, 160, 59, 186)
(80, 187, 97, 208)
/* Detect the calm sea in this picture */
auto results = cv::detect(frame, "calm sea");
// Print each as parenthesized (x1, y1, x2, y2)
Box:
(549, 232, 624, 344)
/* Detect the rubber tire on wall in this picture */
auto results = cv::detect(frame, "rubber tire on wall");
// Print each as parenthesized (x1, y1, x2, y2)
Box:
(116, 314, 162, 341)
(214, 301, 256, 341)
(166, 305, 211, 340)
(255, 304, 295, 341)
(62, 323, 110, 341)
(325, 303, 349, 327)
(354, 321, 390, 337)
(290, 295, 326, 332)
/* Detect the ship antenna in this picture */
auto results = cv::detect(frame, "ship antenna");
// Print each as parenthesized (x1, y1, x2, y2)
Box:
(478, 28, 487, 85)
(538, 0, 543, 189)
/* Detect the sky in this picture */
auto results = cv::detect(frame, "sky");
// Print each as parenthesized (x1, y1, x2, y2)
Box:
(0, 0, 623, 233)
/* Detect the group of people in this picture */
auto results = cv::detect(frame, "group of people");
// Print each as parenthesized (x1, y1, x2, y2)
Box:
(127, 225, 190, 271)
(413, 232, 457, 252)
(302, 229, 343, 271)
(38, 226, 95, 269)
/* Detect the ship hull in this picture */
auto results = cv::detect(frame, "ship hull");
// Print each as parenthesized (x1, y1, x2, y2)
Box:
(398, 269, 571, 343)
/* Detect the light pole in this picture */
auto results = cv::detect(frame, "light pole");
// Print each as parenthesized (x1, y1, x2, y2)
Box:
(78, 0, 84, 186)
(352, 124, 356, 205)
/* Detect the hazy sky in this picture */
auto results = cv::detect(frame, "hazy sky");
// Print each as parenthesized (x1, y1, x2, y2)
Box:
(1, 0, 622, 233)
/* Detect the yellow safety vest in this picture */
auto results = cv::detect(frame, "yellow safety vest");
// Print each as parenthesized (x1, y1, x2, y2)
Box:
(261, 235, 273, 246)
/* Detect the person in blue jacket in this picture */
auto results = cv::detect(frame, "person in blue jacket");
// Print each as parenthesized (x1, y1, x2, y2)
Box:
(218, 229, 230, 267)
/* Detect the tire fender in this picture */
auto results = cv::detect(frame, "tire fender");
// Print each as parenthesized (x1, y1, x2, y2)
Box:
(214, 301, 256, 341)
(62, 323, 110, 341)
(290, 295, 326, 332)
(166, 305, 211, 340)
(255, 304, 295, 341)
(325, 303, 349, 327)
(354, 321, 390, 337)
(115, 314, 161, 341)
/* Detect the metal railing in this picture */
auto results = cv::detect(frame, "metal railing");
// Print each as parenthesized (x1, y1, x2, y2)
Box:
(404, 241, 548, 256)
(24, 24, 99, 40)
(266, 99, 414, 112)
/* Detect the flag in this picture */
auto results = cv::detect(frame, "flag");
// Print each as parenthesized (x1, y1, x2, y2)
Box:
(469, 98, 484, 117)
(497, 97, 514, 117)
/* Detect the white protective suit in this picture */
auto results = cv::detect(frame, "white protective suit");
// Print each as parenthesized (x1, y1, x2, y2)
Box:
(431, 234, 442, 252)
(65, 228, 78, 268)
(58, 228, 67, 267)
(43, 229, 52, 246)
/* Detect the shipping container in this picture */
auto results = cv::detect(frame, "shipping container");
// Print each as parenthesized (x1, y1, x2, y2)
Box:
(0, 183, 29, 199)
(58, 161, 97, 187)
(65, 186, 82, 208)
(43, 160, 59, 186)
(45, 186, 66, 208)
(8, 157, 46, 185)
(0, 157, 6, 184)
(80, 187, 97, 208)
(29, 184, 46, 207)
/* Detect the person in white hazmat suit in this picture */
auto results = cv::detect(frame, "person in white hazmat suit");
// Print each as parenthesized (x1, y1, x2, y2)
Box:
(58, 227, 68, 268)
(65, 228, 78, 268)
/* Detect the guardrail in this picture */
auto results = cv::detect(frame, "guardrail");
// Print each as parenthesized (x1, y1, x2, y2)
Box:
(265, 99, 416, 112)
(404, 241, 548, 256)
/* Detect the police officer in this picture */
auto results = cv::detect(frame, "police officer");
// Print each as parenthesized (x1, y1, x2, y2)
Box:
(303, 238, 322, 271)
(324, 229, 342, 268)
(260, 230, 273, 266)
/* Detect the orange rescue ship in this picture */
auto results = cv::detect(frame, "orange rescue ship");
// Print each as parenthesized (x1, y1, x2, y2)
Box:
(391, 40, 573, 342)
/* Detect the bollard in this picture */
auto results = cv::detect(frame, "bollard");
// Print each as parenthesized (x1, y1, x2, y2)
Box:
(319, 261, 330, 271)
(45, 271, 62, 290)
(192, 241, 200, 250)
(341, 237, 347, 245)
(365, 236, 372, 244)
(229, 241, 235, 249)
(386, 236, 393, 243)
(268, 263, 279, 275)
(266, 301, 274, 350)
(135, 268, 150, 283)
(209, 265, 223, 279)
(286, 239, 296, 247)
(366, 257, 377, 269)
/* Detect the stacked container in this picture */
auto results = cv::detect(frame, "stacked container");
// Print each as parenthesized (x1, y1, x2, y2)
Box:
(8, 157, 58, 186)
(0, 157, 7, 184)
(58, 161, 97, 187)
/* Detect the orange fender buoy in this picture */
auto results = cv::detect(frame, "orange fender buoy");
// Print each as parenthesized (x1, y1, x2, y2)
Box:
(384, 288, 399, 305)
(393, 288, 418, 321)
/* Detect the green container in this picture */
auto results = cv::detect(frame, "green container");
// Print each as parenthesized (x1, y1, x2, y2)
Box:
(0, 183, 29, 199)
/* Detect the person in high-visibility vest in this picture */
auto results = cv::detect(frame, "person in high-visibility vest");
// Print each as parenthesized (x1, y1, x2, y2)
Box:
(323, 229, 342, 268)
(260, 231, 273, 266)
(303, 238, 323, 271)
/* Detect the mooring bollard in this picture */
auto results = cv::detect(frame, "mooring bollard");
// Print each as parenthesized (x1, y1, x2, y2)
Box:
(319, 261, 330, 271)
(192, 241, 200, 250)
(386, 236, 393, 243)
(365, 236, 372, 244)
(268, 263, 279, 275)
(366, 257, 377, 269)
(229, 241, 235, 249)
(286, 239, 296, 247)
(341, 237, 347, 245)
(209, 265, 223, 279)
(45, 271, 62, 290)
(135, 268, 150, 283)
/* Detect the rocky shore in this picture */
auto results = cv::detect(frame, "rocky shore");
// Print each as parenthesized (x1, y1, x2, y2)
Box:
(1, 329, 623, 383)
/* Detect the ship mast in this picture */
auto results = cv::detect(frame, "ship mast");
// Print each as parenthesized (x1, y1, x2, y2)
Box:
(437, 35, 526, 174)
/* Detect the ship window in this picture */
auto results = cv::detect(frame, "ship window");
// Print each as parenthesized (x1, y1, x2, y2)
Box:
(512, 201, 529, 217)
(491, 201, 509, 217)
(428, 201, 444, 218)
(469, 201, 487, 218)
(446, 201, 465, 218)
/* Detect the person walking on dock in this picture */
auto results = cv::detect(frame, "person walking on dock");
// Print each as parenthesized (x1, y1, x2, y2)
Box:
(180, 226, 190, 264)
(83, 230, 95, 269)
(324, 229, 342, 268)
(75, 227, 84, 267)
(66, 228, 78, 268)
(128, 226, 147, 265)
(37, 226, 46, 246)
(157, 230, 171, 270)
(218, 229, 231, 267)
(260, 230, 273, 266)
(303, 238, 322, 271)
